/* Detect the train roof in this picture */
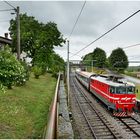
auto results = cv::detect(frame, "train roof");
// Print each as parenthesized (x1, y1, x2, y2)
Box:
(77, 71, 135, 87)
(78, 71, 94, 78)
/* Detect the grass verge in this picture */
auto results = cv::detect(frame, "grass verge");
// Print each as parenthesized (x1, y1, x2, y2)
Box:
(136, 84, 140, 100)
(0, 73, 56, 139)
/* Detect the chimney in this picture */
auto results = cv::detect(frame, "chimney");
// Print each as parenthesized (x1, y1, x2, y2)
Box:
(4, 33, 8, 38)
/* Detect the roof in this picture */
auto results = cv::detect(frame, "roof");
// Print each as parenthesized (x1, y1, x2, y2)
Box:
(0, 36, 12, 45)
(78, 71, 135, 87)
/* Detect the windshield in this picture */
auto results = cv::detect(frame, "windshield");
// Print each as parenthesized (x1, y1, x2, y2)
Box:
(127, 86, 135, 94)
(116, 87, 126, 94)
(110, 86, 135, 94)
(110, 86, 116, 93)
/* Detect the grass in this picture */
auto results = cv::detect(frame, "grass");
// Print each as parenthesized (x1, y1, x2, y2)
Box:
(136, 84, 140, 100)
(88, 67, 107, 74)
(125, 71, 138, 78)
(125, 71, 140, 100)
(0, 73, 57, 139)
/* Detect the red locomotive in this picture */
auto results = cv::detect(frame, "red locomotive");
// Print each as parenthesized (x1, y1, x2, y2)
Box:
(75, 71, 136, 117)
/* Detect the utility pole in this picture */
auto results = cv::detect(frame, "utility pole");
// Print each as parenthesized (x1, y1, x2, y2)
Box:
(4, 1, 20, 60)
(91, 60, 93, 73)
(67, 40, 70, 104)
(16, 6, 20, 60)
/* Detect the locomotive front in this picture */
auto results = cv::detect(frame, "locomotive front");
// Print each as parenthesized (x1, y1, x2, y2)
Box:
(109, 82, 136, 117)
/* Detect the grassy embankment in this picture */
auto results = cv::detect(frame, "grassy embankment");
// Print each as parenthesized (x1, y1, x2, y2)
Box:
(87, 67, 107, 74)
(0, 73, 56, 139)
(136, 84, 140, 100)
(125, 71, 140, 100)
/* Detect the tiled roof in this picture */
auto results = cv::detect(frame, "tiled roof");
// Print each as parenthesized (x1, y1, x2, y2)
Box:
(0, 36, 12, 45)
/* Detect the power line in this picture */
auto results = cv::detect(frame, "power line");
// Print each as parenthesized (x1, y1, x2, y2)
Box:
(4, 1, 16, 10)
(0, 9, 14, 12)
(70, 42, 140, 60)
(106, 43, 140, 54)
(69, 52, 82, 58)
(70, 10, 140, 58)
(69, 1, 86, 39)
(129, 55, 140, 60)
(123, 43, 140, 50)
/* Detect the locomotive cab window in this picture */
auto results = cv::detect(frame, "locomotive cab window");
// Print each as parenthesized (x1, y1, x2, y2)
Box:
(127, 86, 135, 94)
(116, 87, 126, 94)
(110, 86, 115, 93)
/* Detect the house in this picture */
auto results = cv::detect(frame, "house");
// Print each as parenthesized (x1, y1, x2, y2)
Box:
(0, 33, 12, 50)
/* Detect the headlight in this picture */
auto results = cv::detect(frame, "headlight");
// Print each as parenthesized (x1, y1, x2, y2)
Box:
(132, 100, 136, 103)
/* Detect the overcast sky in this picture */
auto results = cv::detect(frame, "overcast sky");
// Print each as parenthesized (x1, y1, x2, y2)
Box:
(0, 1, 140, 65)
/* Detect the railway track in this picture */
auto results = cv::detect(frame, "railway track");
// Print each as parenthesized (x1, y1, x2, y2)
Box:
(115, 116, 140, 138)
(70, 76, 122, 139)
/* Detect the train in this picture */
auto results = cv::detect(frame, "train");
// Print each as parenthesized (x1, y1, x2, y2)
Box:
(75, 70, 136, 117)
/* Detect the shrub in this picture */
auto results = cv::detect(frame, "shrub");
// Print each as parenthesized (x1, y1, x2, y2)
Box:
(32, 65, 42, 79)
(19, 60, 31, 83)
(0, 50, 26, 89)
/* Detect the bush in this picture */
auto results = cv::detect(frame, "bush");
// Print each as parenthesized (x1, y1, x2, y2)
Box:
(0, 50, 26, 89)
(20, 60, 30, 81)
(32, 65, 42, 79)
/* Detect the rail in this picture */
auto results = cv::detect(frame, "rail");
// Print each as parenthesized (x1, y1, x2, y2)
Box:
(44, 73, 61, 139)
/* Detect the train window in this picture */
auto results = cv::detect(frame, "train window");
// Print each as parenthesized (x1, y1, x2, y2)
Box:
(116, 87, 126, 94)
(110, 86, 115, 93)
(127, 86, 135, 94)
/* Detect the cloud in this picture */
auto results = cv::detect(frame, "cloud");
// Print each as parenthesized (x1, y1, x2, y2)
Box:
(0, 1, 140, 64)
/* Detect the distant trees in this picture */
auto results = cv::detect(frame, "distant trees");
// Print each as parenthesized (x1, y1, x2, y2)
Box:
(92, 48, 106, 68)
(82, 52, 93, 66)
(82, 47, 128, 72)
(82, 47, 106, 68)
(109, 48, 128, 72)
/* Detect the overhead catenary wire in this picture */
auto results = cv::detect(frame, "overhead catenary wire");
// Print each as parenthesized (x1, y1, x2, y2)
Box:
(106, 43, 140, 54)
(69, 52, 82, 58)
(129, 54, 140, 60)
(70, 10, 140, 58)
(4, 0, 16, 10)
(69, 1, 86, 39)
(71, 42, 140, 60)
(0, 9, 14, 12)
(123, 43, 140, 50)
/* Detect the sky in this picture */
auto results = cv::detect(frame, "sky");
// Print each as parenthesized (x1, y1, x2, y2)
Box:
(0, 0, 140, 66)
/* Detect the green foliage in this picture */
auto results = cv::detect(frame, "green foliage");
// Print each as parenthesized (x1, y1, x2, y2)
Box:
(82, 48, 107, 68)
(109, 47, 128, 72)
(0, 82, 5, 93)
(82, 53, 93, 66)
(92, 47, 106, 68)
(126, 66, 140, 72)
(32, 66, 43, 79)
(0, 50, 26, 89)
(9, 13, 65, 72)
(49, 53, 65, 77)
(19, 60, 30, 84)
(9, 14, 40, 55)
(0, 73, 56, 138)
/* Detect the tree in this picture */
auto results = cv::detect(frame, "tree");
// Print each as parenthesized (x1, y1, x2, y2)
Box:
(82, 53, 93, 66)
(92, 47, 106, 68)
(9, 13, 40, 56)
(109, 47, 128, 72)
(9, 13, 65, 68)
(50, 53, 65, 76)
